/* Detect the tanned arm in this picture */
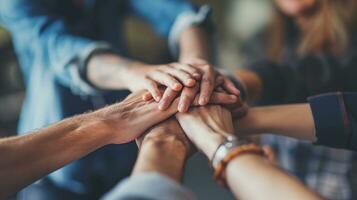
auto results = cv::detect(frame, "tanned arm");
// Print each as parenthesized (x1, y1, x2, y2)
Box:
(0, 91, 180, 198)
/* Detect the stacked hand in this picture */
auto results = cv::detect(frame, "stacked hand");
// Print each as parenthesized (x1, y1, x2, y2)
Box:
(137, 59, 242, 112)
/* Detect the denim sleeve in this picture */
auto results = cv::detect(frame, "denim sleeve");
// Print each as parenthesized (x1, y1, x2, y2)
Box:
(128, 0, 210, 56)
(101, 173, 195, 200)
(308, 92, 357, 151)
(0, 0, 109, 96)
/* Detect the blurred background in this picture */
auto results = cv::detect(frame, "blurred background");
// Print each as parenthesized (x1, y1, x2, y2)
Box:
(0, 0, 272, 199)
(0, 0, 273, 137)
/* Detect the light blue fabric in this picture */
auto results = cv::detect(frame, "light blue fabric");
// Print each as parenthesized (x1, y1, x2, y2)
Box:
(102, 173, 195, 200)
(0, 0, 204, 197)
(0, 0, 199, 133)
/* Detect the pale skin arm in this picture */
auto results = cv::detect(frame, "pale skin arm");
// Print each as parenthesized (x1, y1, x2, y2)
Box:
(0, 91, 180, 199)
(234, 104, 317, 141)
(176, 106, 321, 200)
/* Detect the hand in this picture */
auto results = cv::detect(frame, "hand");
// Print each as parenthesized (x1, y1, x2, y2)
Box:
(125, 62, 201, 102)
(143, 69, 242, 113)
(89, 90, 180, 144)
(136, 118, 193, 155)
(176, 106, 234, 160)
(167, 59, 241, 112)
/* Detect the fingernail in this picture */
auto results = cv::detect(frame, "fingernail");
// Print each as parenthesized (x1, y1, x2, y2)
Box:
(178, 103, 187, 112)
(230, 95, 238, 102)
(155, 95, 161, 101)
(178, 103, 184, 112)
(193, 73, 201, 80)
(199, 97, 208, 105)
(187, 79, 196, 86)
(173, 83, 182, 91)
(158, 102, 165, 110)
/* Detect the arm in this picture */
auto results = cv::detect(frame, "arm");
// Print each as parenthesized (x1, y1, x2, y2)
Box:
(0, 91, 180, 198)
(0, 0, 200, 100)
(133, 119, 192, 182)
(176, 106, 321, 200)
(101, 119, 194, 200)
(226, 154, 321, 200)
(0, 0, 106, 95)
(235, 92, 357, 151)
(234, 104, 316, 141)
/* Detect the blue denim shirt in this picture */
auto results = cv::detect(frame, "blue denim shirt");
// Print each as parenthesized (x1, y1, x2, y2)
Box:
(0, 0, 208, 195)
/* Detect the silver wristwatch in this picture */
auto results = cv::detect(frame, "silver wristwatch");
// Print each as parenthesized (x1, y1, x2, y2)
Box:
(211, 135, 250, 169)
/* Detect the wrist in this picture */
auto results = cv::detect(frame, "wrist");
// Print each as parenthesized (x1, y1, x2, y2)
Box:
(142, 135, 190, 158)
(235, 108, 267, 136)
(134, 136, 188, 182)
(72, 113, 114, 147)
(198, 132, 225, 161)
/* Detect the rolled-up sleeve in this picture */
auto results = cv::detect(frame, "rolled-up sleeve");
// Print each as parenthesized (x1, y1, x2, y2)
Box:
(101, 173, 195, 200)
(128, 0, 210, 56)
(0, 0, 111, 96)
(308, 92, 357, 151)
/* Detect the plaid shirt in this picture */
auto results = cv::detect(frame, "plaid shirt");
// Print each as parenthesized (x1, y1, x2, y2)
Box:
(262, 135, 357, 200)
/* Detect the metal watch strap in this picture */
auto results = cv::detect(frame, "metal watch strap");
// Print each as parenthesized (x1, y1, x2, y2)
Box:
(211, 135, 250, 169)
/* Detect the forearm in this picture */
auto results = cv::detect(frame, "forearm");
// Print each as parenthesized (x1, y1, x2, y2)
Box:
(87, 53, 148, 90)
(0, 114, 111, 198)
(235, 104, 316, 141)
(179, 26, 211, 62)
(132, 139, 188, 182)
(226, 154, 322, 200)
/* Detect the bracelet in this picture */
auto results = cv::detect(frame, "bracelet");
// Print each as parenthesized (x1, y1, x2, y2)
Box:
(213, 143, 267, 186)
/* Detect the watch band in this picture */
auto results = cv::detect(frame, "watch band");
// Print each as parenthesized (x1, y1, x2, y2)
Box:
(211, 135, 250, 169)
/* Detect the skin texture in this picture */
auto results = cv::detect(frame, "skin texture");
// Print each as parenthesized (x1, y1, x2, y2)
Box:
(0, 90, 180, 199)
(176, 106, 322, 200)
(0, 89, 241, 199)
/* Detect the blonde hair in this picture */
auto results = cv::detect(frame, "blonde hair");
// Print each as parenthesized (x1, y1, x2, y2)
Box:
(268, 0, 357, 61)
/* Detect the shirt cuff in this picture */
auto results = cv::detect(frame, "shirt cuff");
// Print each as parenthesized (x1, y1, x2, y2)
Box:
(101, 173, 195, 200)
(67, 42, 113, 96)
(308, 92, 350, 149)
(168, 5, 211, 57)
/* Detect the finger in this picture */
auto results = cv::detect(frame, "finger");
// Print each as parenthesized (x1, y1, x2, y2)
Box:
(142, 91, 153, 101)
(172, 63, 201, 80)
(209, 92, 238, 105)
(178, 85, 200, 112)
(222, 77, 241, 95)
(160, 66, 196, 87)
(215, 75, 224, 87)
(144, 78, 162, 101)
(199, 67, 216, 105)
(192, 92, 238, 105)
(148, 71, 182, 91)
(158, 88, 179, 110)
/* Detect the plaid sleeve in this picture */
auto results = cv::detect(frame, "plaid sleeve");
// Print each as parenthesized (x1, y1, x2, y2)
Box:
(308, 92, 357, 151)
